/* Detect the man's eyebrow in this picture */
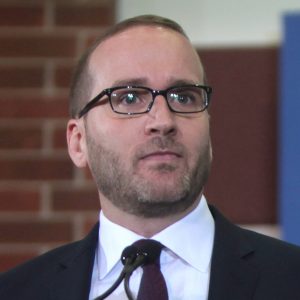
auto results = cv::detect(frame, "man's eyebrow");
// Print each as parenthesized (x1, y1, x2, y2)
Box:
(111, 78, 199, 88)
(111, 78, 148, 87)
(168, 79, 199, 87)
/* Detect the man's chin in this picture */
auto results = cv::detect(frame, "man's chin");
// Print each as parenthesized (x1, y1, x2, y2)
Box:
(139, 166, 184, 182)
(136, 182, 189, 204)
(132, 190, 197, 218)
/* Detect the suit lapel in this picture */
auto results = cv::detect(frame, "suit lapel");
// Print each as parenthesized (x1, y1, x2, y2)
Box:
(208, 206, 259, 300)
(49, 223, 99, 300)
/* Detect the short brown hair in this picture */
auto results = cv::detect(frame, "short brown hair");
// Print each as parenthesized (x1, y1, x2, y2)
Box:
(69, 15, 189, 118)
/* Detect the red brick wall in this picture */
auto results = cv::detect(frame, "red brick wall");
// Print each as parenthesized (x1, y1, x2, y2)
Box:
(201, 48, 278, 225)
(0, 0, 115, 272)
(0, 2, 278, 272)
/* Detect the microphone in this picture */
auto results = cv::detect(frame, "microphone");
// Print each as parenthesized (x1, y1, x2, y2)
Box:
(122, 240, 165, 299)
(122, 245, 147, 300)
(94, 244, 147, 300)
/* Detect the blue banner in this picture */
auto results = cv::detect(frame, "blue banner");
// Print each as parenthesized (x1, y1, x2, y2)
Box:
(279, 12, 300, 245)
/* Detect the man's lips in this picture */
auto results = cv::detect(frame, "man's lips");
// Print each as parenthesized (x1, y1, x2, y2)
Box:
(140, 151, 182, 162)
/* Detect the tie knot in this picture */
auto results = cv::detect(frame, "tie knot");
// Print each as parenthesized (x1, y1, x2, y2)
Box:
(133, 239, 164, 265)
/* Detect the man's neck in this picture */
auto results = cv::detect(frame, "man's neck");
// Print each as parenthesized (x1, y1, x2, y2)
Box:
(99, 195, 201, 237)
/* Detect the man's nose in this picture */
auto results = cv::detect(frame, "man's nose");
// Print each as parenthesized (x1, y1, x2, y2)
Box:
(144, 95, 177, 136)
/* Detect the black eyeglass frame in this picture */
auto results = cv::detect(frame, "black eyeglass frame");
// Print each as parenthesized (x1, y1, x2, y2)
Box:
(77, 84, 212, 118)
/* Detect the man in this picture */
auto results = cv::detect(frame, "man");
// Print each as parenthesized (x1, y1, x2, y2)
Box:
(1, 15, 300, 300)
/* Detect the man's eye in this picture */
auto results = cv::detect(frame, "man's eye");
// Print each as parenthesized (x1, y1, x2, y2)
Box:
(120, 93, 139, 105)
(170, 93, 195, 104)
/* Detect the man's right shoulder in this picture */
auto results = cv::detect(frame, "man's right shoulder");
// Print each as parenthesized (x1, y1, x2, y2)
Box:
(0, 240, 81, 284)
(0, 222, 99, 298)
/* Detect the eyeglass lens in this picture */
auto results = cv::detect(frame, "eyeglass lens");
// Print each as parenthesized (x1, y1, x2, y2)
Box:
(110, 86, 207, 114)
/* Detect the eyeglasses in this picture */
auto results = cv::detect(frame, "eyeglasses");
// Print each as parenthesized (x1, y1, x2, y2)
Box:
(78, 84, 212, 118)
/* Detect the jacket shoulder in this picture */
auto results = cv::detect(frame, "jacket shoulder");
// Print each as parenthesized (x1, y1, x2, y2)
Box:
(211, 204, 300, 261)
(0, 223, 98, 298)
(209, 205, 300, 299)
(1, 240, 81, 280)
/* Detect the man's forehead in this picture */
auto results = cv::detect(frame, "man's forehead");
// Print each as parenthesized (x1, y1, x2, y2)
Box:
(90, 25, 189, 59)
(87, 24, 203, 91)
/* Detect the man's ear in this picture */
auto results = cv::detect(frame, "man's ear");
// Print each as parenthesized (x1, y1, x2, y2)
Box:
(66, 118, 88, 168)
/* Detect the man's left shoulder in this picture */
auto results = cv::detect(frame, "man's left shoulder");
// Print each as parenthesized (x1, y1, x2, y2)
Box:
(211, 205, 300, 266)
(241, 225, 300, 264)
(228, 216, 300, 274)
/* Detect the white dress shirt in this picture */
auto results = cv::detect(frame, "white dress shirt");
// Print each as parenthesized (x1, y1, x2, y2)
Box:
(89, 195, 215, 300)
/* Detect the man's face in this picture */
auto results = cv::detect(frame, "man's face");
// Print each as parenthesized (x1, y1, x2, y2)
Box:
(82, 26, 212, 218)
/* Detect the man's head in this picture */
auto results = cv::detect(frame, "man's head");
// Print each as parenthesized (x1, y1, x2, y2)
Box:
(67, 15, 212, 220)
(69, 15, 191, 119)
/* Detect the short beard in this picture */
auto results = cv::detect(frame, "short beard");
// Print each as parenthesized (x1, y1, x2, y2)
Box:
(86, 131, 211, 218)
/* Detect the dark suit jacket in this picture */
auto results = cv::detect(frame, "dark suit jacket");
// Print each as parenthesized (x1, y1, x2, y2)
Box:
(1, 206, 300, 300)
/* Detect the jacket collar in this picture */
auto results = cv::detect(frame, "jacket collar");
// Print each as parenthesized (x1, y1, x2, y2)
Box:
(49, 223, 99, 300)
(208, 205, 259, 300)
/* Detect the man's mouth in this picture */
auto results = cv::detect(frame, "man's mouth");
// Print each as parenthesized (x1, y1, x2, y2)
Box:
(134, 136, 185, 167)
(141, 150, 182, 162)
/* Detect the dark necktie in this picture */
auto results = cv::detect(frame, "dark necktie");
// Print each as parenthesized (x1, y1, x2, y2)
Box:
(134, 239, 168, 300)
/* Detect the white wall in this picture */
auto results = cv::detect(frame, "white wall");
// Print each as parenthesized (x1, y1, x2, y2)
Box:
(117, 0, 300, 47)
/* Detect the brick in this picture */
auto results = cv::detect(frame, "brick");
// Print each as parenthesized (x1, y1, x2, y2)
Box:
(0, 187, 40, 211)
(0, 34, 76, 58)
(83, 217, 98, 235)
(0, 94, 69, 118)
(0, 156, 73, 180)
(0, 220, 72, 243)
(83, 166, 94, 181)
(0, 65, 44, 88)
(55, 3, 115, 27)
(0, 5, 44, 26)
(85, 33, 102, 48)
(0, 125, 42, 149)
(54, 65, 73, 88)
(53, 127, 67, 149)
(0, 252, 38, 272)
(52, 186, 99, 211)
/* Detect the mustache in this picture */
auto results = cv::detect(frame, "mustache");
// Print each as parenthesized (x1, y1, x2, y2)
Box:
(134, 136, 185, 161)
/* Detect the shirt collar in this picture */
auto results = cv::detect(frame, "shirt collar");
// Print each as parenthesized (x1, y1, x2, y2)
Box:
(153, 195, 215, 272)
(98, 195, 215, 279)
(98, 212, 144, 279)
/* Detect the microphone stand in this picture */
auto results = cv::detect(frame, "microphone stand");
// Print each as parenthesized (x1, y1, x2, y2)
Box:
(94, 269, 126, 300)
(123, 254, 146, 300)
(124, 272, 134, 300)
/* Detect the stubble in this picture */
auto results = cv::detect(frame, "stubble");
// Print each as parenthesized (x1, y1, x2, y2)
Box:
(86, 131, 211, 218)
